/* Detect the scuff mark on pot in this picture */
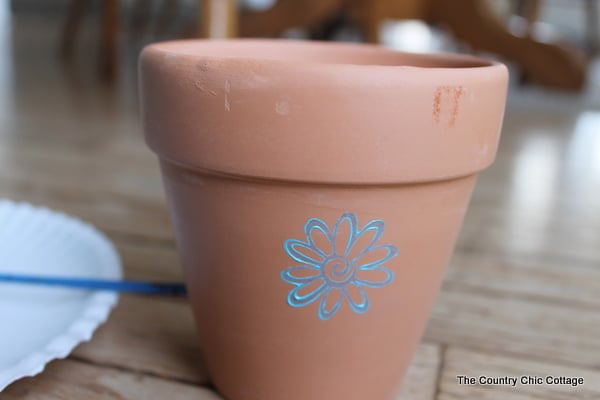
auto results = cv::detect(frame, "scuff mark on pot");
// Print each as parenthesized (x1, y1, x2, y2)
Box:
(433, 85, 465, 128)
(476, 143, 489, 162)
(225, 79, 231, 111)
(194, 80, 217, 96)
(197, 61, 210, 72)
(275, 99, 290, 116)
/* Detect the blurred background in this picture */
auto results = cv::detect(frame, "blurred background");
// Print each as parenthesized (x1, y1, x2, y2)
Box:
(2, 0, 597, 260)
(0, 0, 599, 399)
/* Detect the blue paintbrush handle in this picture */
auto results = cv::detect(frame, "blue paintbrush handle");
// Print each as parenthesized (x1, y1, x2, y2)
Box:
(0, 273, 187, 297)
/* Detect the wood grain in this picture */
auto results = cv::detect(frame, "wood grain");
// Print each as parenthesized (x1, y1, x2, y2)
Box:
(2, 359, 220, 400)
(397, 343, 441, 400)
(425, 286, 600, 369)
(73, 296, 208, 384)
(438, 346, 600, 400)
(0, 176, 174, 242)
(116, 241, 182, 281)
(446, 251, 600, 309)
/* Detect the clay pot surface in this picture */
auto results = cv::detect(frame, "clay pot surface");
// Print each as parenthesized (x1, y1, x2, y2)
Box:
(140, 39, 508, 400)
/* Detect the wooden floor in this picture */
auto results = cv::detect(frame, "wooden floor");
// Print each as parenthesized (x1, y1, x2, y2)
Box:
(1, 9, 599, 400)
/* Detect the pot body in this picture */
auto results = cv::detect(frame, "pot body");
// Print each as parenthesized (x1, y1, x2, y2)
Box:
(161, 162, 474, 400)
(139, 39, 508, 400)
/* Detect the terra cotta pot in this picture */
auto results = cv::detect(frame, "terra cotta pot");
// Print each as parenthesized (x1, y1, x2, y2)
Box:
(139, 39, 508, 400)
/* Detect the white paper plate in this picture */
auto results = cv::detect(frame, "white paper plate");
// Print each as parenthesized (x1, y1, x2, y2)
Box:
(0, 200, 122, 391)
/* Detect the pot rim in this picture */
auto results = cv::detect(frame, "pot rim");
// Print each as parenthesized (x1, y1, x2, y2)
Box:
(140, 39, 508, 184)
(146, 38, 502, 72)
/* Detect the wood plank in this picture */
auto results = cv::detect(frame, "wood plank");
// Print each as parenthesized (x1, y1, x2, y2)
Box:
(2, 359, 220, 400)
(73, 296, 209, 384)
(0, 136, 162, 200)
(0, 143, 173, 241)
(457, 204, 600, 265)
(438, 346, 600, 399)
(116, 240, 182, 281)
(0, 177, 174, 241)
(397, 343, 441, 400)
(454, 111, 600, 264)
(446, 250, 600, 308)
(424, 286, 600, 369)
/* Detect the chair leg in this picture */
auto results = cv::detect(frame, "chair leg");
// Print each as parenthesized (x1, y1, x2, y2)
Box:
(199, 0, 238, 38)
(512, 0, 541, 37)
(99, 0, 120, 83)
(522, 0, 541, 37)
(60, 0, 86, 58)
(429, 0, 586, 90)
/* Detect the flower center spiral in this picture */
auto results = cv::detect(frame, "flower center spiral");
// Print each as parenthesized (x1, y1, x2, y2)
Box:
(322, 255, 355, 285)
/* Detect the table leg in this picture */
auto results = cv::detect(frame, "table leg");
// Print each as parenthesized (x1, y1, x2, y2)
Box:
(199, 0, 238, 38)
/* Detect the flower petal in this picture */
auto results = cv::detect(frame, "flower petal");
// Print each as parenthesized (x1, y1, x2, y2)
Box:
(284, 239, 325, 267)
(318, 287, 343, 320)
(333, 213, 357, 257)
(304, 218, 333, 257)
(347, 219, 384, 260)
(287, 278, 326, 307)
(355, 267, 394, 288)
(344, 284, 370, 314)
(280, 265, 321, 285)
(354, 244, 399, 270)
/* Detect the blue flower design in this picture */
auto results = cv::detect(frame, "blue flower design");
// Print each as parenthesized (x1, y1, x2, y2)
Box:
(281, 212, 399, 321)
